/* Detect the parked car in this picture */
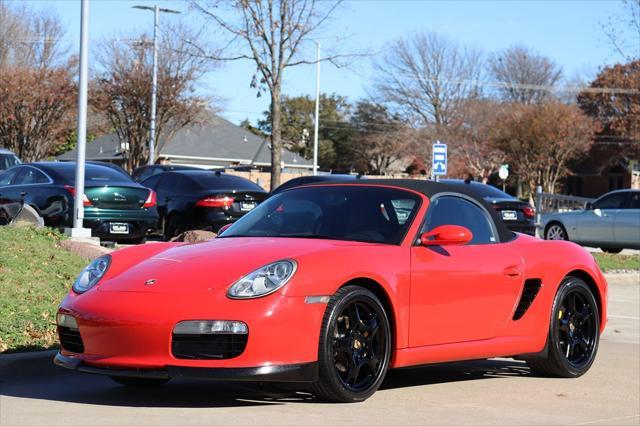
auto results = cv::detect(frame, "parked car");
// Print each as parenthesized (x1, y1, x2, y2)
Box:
(440, 179, 536, 235)
(0, 148, 21, 171)
(132, 164, 205, 182)
(541, 189, 640, 253)
(270, 174, 364, 196)
(141, 170, 268, 239)
(55, 179, 606, 402)
(0, 162, 158, 243)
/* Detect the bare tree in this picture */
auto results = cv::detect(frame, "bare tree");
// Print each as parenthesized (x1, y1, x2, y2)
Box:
(488, 45, 563, 104)
(189, 0, 346, 190)
(602, 0, 640, 61)
(0, 2, 69, 69)
(373, 32, 484, 127)
(445, 99, 506, 183)
(91, 25, 210, 171)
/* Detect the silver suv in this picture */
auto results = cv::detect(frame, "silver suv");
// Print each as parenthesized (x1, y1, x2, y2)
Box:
(0, 148, 21, 171)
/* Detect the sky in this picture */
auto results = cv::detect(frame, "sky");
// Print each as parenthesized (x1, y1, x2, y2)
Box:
(25, 0, 628, 125)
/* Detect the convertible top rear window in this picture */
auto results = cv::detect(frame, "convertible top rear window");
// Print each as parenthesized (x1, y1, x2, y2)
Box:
(221, 186, 421, 244)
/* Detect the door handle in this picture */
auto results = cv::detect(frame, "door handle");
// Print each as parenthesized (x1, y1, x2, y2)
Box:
(20, 191, 27, 197)
(503, 265, 522, 277)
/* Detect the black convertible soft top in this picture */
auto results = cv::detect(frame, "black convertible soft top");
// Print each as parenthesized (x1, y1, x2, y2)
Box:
(306, 178, 515, 243)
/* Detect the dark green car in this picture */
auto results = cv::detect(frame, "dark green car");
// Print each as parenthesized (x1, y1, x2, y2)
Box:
(0, 162, 158, 243)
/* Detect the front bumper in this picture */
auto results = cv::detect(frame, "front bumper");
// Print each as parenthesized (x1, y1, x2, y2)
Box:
(57, 289, 326, 371)
(54, 352, 318, 382)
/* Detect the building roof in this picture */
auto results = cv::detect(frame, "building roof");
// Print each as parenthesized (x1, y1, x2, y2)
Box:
(57, 133, 124, 162)
(57, 114, 311, 168)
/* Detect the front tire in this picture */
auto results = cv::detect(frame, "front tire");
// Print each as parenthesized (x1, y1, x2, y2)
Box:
(527, 276, 600, 378)
(312, 286, 392, 403)
(109, 376, 170, 387)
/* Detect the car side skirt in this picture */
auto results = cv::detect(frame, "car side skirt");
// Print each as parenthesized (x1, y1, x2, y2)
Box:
(54, 352, 319, 383)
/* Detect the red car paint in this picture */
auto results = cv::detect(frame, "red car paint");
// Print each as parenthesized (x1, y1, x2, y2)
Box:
(57, 184, 607, 372)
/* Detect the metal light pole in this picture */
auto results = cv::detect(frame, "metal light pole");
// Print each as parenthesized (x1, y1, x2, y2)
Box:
(132, 5, 180, 166)
(312, 42, 321, 176)
(66, 0, 92, 239)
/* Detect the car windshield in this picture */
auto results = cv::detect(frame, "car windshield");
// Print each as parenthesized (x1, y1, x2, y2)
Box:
(469, 183, 513, 200)
(221, 185, 421, 244)
(0, 154, 21, 170)
(56, 164, 135, 185)
(192, 174, 264, 191)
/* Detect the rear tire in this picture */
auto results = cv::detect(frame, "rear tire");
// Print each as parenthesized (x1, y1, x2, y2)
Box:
(526, 276, 600, 378)
(600, 247, 623, 254)
(109, 376, 170, 387)
(164, 215, 185, 241)
(311, 286, 391, 403)
(545, 222, 568, 241)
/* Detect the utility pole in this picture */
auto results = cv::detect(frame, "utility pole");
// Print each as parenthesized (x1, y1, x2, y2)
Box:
(312, 42, 321, 176)
(65, 0, 92, 240)
(132, 5, 180, 166)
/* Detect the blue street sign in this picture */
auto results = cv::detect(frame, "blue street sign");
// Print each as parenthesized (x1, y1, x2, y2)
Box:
(432, 142, 447, 176)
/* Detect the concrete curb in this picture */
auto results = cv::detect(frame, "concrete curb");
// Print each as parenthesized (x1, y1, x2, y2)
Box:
(0, 349, 59, 380)
(604, 272, 640, 285)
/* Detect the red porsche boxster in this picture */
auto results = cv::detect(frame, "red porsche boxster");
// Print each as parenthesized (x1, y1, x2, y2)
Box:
(54, 180, 607, 402)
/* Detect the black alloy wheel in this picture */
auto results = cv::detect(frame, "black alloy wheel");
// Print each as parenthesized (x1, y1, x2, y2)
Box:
(313, 286, 391, 402)
(527, 276, 600, 377)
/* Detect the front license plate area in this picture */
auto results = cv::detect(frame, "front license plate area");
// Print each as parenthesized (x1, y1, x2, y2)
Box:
(501, 210, 518, 221)
(109, 222, 130, 234)
(240, 202, 256, 212)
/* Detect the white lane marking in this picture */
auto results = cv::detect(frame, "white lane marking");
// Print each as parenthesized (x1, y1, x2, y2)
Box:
(609, 315, 640, 320)
(572, 414, 640, 425)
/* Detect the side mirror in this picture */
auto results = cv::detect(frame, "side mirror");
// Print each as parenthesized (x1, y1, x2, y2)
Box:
(420, 225, 473, 247)
(585, 201, 593, 210)
(217, 223, 233, 236)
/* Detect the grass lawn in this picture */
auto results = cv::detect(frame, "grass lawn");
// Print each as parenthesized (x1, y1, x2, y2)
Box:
(0, 226, 87, 353)
(591, 252, 640, 273)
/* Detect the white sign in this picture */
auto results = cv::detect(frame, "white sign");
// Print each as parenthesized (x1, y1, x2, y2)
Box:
(499, 164, 509, 180)
(432, 142, 447, 176)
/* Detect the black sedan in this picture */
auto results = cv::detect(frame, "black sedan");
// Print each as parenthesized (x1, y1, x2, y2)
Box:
(440, 179, 536, 235)
(141, 170, 268, 239)
(270, 174, 364, 196)
(0, 162, 158, 242)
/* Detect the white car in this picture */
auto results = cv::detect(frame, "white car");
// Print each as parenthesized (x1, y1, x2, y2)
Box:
(541, 189, 640, 253)
(0, 148, 21, 171)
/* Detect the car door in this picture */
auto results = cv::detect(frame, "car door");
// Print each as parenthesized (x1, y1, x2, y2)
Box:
(577, 192, 627, 245)
(410, 195, 524, 347)
(614, 191, 640, 248)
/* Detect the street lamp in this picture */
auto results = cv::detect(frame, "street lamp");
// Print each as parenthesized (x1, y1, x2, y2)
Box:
(312, 42, 320, 176)
(132, 5, 180, 166)
(65, 0, 92, 240)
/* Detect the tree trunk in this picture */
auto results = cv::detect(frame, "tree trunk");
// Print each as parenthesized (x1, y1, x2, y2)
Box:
(270, 87, 283, 191)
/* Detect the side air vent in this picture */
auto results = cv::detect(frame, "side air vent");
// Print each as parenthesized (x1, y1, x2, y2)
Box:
(513, 279, 542, 320)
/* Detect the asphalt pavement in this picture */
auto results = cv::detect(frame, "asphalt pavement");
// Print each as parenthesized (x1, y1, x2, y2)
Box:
(1, 274, 638, 426)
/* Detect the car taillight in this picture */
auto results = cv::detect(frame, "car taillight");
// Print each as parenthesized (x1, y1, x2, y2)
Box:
(143, 190, 156, 208)
(196, 196, 235, 209)
(64, 185, 92, 207)
(522, 206, 535, 218)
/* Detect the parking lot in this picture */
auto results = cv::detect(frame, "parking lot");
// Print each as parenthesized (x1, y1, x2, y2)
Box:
(1, 274, 637, 426)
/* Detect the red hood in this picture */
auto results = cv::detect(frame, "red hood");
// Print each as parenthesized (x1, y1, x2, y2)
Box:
(98, 237, 369, 294)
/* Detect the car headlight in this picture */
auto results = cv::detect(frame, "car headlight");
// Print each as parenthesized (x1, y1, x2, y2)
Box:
(72, 255, 111, 294)
(227, 260, 297, 299)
